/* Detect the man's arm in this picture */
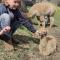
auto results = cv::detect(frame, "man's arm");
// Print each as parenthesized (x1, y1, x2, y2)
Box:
(18, 18, 36, 33)
(15, 10, 36, 33)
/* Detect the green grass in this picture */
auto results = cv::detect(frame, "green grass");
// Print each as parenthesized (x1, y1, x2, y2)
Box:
(14, 26, 32, 37)
(54, 7, 60, 25)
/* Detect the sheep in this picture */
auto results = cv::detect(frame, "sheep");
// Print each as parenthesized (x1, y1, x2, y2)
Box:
(27, 2, 56, 28)
(39, 35, 57, 56)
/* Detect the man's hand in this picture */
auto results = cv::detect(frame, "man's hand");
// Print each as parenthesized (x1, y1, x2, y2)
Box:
(0, 26, 11, 35)
(32, 30, 42, 38)
(32, 27, 47, 38)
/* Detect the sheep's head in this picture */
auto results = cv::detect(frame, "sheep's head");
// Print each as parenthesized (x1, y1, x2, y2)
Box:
(35, 27, 48, 39)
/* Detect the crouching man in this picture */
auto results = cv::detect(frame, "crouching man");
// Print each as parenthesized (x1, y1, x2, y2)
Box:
(0, 0, 38, 51)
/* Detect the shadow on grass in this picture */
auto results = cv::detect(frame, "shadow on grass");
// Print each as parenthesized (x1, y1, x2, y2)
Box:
(0, 34, 40, 47)
(12, 34, 40, 50)
(53, 24, 58, 27)
(45, 24, 58, 28)
(13, 34, 40, 45)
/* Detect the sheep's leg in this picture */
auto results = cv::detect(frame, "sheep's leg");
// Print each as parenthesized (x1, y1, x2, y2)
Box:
(40, 16, 46, 27)
(50, 17, 54, 28)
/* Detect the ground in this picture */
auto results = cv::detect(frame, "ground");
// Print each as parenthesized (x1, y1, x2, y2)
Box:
(0, 7, 60, 60)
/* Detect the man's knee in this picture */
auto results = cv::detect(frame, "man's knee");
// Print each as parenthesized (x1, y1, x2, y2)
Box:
(0, 13, 11, 28)
(0, 13, 11, 21)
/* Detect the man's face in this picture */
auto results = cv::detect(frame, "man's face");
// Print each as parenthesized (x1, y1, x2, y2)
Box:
(7, 0, 21, 10)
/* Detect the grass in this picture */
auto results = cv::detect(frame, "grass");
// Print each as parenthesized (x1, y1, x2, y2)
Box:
(54, 7, 60, 25)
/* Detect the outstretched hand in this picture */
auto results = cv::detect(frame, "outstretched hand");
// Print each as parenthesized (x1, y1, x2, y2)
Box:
(32, 27, 47, 38)
(0, 26, 11, 35)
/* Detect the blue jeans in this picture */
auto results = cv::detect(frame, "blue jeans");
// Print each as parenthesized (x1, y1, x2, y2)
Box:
(0, 13, 21, 40)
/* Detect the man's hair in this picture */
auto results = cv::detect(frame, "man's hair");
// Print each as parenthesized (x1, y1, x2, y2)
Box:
(2, 0, 20, 2)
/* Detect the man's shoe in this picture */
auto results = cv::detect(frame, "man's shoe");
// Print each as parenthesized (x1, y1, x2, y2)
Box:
(12, 37, 20, 44)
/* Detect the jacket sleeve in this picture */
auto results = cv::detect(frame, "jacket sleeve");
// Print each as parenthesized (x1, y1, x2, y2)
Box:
(15, 10, 36, 33)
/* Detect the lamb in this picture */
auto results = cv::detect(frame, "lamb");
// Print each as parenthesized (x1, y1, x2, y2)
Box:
(27, 2, 56, 27)
(39, 35, 57, 56)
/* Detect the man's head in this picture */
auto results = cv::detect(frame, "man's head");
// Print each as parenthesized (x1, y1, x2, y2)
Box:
(2, 0, 21, 10)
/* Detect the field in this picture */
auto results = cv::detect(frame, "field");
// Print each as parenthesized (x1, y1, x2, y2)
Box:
(0, 6, 60, 60)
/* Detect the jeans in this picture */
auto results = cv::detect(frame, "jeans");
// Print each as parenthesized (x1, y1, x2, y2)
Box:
(0, 13, 21, 40)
